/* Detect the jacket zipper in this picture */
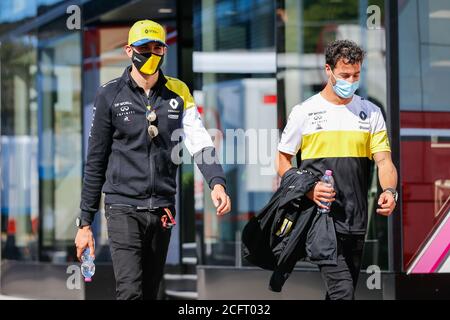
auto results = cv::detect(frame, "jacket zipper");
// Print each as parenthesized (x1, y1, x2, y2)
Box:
(150, 160, 156, 208)
(143, 91, 153, 208)
(146, 92, 157, 209)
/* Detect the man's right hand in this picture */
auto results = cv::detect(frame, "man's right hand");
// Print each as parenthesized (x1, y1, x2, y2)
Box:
(75, 226, 95, 262)
(306, 181, 336, 209)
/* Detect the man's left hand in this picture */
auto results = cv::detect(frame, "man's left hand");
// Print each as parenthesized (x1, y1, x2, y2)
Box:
(377, 191, 396, 216)
(211, 184, 231, 216)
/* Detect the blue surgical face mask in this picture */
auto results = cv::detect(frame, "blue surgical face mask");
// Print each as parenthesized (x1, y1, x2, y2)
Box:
(331, 71, 359, 99)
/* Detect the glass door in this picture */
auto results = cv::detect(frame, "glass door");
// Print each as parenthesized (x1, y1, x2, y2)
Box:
(37, 22, 82, 262)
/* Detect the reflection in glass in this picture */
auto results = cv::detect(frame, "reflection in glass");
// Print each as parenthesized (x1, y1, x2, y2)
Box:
(194, 0, 276, 265)
(1, 35, 39, 261)
(399, 0, 450, 273)
(38, 29, 82, 262)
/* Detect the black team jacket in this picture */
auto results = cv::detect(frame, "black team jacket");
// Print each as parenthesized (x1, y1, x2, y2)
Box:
(80, 67, 226, 225)
(242, 167, 337, 292)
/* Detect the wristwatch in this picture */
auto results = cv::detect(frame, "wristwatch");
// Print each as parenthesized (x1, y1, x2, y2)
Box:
(75, 217, 90, 229)
(383, 188, 398, 203)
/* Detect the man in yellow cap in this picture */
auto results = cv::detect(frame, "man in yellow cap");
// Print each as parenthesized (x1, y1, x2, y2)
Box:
(127, 20, 167, 75)
(75, 20, 231, 300)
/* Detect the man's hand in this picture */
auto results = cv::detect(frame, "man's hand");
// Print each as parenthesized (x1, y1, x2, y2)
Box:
(377, 191, 396, 216)
(306, 181, 336, 209)
(211, 184, 231, 216)
(75, 226, 95, 262)
(373, 151, 398, 217)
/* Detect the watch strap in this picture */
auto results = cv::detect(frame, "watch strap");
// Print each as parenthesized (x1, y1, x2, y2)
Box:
(384, 188, 398, 201)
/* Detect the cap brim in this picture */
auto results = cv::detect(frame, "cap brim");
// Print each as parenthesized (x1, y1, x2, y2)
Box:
(131, 38, 167, 47)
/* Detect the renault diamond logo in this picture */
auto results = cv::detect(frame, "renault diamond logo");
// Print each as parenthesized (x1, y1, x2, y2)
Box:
(169, 99, 179, 109)
(359, 111, 367, 121)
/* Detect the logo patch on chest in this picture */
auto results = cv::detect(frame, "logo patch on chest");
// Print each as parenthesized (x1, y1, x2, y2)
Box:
(115, 110, 136, 118)
(169, 99, 179, 109)
(308, 111, 327, 129)
(359, 111, 367, 121)
(114, 101, 135, 119)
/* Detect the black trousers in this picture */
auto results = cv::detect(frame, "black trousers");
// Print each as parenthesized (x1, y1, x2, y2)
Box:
(318, 233, 365, 300)
(105, 204, 173, 300)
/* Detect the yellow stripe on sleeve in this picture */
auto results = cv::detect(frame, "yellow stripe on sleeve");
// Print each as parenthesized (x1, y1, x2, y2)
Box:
(165, 77, 195, 110)
(370, 130, 391, 155)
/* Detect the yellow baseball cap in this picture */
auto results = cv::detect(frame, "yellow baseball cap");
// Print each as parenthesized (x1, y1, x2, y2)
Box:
(128, 20, 167, 47)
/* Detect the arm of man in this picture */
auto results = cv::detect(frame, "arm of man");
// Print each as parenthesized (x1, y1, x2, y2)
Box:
(276, 151, 293, 177)
(182, 90, 230, 216)
(369, 103, 398, 217)
(373, 151, 398, 216)
(75, 88, 113, 260)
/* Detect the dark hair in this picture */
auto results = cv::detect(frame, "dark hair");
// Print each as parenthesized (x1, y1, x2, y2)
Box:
(325, 40, 365, 69)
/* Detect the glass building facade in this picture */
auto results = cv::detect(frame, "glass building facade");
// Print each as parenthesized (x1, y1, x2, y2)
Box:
(1, 0, 82, 263)
(193, 0, 389, 271)
(192, 0, 277, 267)
(0, 0, 182, 299)
(398, 0, 450, 274)
(0, 0, 449, 299)
(192, 0, 450, 299)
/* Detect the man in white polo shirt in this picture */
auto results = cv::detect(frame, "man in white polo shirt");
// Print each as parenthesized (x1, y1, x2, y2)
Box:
(276, 40, 398, 300)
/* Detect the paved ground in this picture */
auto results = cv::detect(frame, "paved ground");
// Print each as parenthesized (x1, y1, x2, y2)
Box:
(0, 294, 28, 300)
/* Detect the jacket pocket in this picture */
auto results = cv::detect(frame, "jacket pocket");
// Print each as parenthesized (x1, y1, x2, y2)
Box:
(105, 204, 134, 236)
(105, 204, 133, 220)
(154, 151, 178, 194)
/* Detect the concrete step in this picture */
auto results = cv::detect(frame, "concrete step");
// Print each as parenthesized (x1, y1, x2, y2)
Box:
(164, 273, 198, 281)
(162, 242, 199, 300)
(181, 262, 197, 275)
(0, 294, 29, 300)
(165, 290, 198, 300)
(164, 273, 197, 292)
(182, 242, 197, 250)
(182, 257, 198, 265)
(182, 242, 197, 259)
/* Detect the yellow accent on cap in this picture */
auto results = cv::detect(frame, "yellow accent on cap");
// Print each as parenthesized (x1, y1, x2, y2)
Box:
(128, 20, 167, 46)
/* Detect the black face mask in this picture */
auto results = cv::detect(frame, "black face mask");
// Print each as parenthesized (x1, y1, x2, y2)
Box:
(131, 50, 164, 75)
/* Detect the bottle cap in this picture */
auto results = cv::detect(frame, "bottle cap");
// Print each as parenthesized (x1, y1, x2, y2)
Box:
(84, 278, 92, 282)
(325, 170, 333, 176)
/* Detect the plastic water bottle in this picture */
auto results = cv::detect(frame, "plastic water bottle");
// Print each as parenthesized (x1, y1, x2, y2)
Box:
(317, 170, 334, 214)
(81, 247, 95, 282)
